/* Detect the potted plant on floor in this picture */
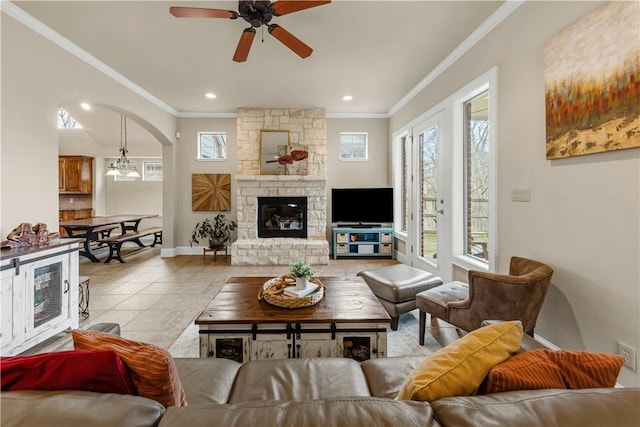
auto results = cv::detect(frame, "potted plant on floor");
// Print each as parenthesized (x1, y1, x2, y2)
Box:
(289, 258, 316, 290)
(189, 214, 237, 249)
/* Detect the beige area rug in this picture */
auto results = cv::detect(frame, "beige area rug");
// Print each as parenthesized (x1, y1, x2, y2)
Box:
(169, 310, 441, 359)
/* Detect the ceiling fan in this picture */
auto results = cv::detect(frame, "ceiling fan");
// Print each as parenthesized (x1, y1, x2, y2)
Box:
(169, 1, 331, 62)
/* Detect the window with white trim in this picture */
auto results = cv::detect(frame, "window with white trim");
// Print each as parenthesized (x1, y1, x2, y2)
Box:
(451, 68, 497, 271)
(339, 132, 368, 160)
(463, 91, 490, 261)
(143, 161, 163, 181)
(198, 132, 226, 160)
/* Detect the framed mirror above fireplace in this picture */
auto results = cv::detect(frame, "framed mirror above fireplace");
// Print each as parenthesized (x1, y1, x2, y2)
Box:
(260, 130, 290, 175)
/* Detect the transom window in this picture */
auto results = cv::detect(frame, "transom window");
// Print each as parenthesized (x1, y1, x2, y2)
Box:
(198, 132, 227, 160)
(339, 132, 368, 160)
(57, 107, 82, 129)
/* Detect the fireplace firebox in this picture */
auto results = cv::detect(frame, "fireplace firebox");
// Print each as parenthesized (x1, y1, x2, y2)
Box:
(258, 196, 307, 238)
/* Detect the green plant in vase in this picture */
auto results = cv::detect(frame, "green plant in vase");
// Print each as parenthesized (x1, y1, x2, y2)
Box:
(289, 258, 316, 290)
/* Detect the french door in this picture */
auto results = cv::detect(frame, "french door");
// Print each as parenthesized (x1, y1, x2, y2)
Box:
(406, 113, 452, 281)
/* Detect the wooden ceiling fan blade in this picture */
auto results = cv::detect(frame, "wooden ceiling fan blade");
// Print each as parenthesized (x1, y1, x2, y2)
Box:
(169, 6, 238, 19)
(270, 0, 331, 16)
(233, 28, 256, 63)
(268, 24, 313, 58)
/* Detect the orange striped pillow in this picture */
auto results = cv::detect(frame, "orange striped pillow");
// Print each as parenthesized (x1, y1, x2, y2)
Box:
(547, 350, 624, 389)
(72, 329, 186, 407)
(484, 349, 624, 394)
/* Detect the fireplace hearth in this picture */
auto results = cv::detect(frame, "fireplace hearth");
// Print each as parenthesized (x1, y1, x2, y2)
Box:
(258, 196, 307, 238)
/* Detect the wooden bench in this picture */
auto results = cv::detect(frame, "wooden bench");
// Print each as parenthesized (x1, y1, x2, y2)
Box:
(99, 227, 162, 263)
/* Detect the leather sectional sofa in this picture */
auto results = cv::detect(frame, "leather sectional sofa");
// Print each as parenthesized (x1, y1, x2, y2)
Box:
(2, 344, 639, 427)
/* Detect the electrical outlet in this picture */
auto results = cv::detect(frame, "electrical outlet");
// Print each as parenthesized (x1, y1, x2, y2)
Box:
(617, 342, 637, 371)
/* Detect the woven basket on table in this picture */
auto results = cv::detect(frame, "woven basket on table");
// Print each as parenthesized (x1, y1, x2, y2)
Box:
(258, 276, 324, 309)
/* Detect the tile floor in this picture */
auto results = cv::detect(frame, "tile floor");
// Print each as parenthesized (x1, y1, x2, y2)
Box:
(31, 246, 464, 355)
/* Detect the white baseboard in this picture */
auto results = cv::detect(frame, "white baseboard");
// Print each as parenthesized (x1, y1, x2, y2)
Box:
(532, 333, 561, 351)
(162, 246, 218, 257)
(160, 247, 177, 257)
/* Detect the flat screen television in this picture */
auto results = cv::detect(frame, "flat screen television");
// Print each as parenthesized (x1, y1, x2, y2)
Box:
(331, 187, 394, 225)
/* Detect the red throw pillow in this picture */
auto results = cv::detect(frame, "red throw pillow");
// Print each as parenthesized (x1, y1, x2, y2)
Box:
(483, 349, 625, 394)
(1, 349, 134, 395)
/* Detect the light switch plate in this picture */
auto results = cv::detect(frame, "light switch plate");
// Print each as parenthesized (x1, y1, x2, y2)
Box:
(511, 188, 530, 202)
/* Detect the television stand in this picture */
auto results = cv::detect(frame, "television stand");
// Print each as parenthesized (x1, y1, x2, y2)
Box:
(332, 226, 394, 259)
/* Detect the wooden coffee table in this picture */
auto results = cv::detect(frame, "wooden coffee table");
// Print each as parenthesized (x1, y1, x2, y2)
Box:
(196, 276, 391, 362)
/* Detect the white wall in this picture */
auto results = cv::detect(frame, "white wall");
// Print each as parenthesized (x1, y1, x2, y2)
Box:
(327, 118, 390, 190)
(175, 117, 237, 249)
(390, 1, 639, 387)
(326, 117, 391, 242)
(103, 158, 163, 228)
(1, 13, 176, 243)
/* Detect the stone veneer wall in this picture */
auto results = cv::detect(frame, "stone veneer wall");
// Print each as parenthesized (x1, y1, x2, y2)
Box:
(231, 108, 329, 266)
(236, 108, 327, 176)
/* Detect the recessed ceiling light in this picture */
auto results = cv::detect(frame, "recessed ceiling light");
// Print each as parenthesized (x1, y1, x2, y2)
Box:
(205, 92, 217, 99)
(342, 95, 353, 101)
(80, 102, 91, 110)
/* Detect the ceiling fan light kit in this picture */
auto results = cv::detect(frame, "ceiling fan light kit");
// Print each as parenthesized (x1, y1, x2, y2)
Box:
(170, 0, 330, 62)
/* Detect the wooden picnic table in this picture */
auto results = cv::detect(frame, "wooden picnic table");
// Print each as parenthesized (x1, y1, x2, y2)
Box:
(60, 214, 158, 262)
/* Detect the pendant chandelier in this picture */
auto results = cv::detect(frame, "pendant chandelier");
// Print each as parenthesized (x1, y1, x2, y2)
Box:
(105, 115, 140, 177)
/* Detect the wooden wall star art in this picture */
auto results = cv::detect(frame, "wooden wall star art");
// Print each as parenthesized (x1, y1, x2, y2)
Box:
(192, 173, 231, 211)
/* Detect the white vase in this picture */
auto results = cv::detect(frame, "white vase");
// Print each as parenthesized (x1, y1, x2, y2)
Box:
(295, 277, 309, 290)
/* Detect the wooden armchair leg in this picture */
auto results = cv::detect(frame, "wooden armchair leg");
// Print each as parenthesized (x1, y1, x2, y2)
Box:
(419, 310, 426, 346)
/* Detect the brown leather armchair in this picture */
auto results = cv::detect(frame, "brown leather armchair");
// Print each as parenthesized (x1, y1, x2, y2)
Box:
(416, 257, 553, 344)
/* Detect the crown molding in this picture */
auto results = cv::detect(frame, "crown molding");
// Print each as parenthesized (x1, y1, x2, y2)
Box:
(176, 112, 237, 119)
(2, 0, 178, 116)
(327, 112, 389, 119)
(387, 0, 525, 117)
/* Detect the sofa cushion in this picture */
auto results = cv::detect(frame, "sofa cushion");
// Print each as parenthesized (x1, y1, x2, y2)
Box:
(228, 358, 371, 403)
(158, 397, 440, 427)
(431, 388, 640, 427)
(72, 329, 186, 407)
(174, 358, 241, 405)
(0, 390, 165, 427)
(361, 356, 425, 399)
(483, 349, 625, 393)
(1, 350, 134, 395)
(397, 320, 523, 402)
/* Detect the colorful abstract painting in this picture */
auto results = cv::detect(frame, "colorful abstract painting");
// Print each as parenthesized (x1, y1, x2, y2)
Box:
(192, 174, 231, 211)
(544, 1, 639, 159)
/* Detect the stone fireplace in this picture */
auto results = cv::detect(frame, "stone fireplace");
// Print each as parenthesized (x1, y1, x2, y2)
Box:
(231, 108, 330, 266)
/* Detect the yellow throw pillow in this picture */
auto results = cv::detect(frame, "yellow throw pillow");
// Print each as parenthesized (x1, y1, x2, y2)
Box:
(397, 320, 523, 401)
(72, 329, 187, 407)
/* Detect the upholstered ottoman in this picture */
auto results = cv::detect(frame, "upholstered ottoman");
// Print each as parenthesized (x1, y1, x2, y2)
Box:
(357, 264, 442, 330)
(415, 281, 468, 345)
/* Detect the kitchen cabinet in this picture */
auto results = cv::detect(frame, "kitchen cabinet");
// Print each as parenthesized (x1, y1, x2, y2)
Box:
(59, 156, 93, 194)
(59, 209, 92, 222)
(59, 209, 93, 236)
